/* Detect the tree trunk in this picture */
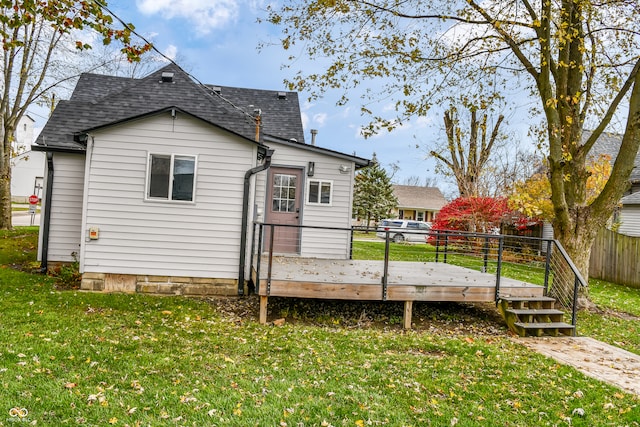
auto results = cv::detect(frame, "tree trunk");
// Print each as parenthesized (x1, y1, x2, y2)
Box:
(551, 206, 597, 307)
(0, 124, 12, 230)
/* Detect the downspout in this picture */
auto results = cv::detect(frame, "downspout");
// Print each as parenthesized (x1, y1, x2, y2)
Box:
(40, 152, 54, 273)
(238, 148, 274, 295)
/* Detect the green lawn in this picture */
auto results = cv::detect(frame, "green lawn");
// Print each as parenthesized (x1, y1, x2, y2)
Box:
(352, 240, 640, 355)
(0, 228, 638, 426)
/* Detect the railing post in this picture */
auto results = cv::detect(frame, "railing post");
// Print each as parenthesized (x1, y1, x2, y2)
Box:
(483, 236, 489, 273)
(255, 223, 264, 294)
(349, 226, 354, 260)
(383, 231, 390, 301)
(444, 234, 449, 264)
(543, 240, 552, 296)
(495, 236, 504, 303)
(267, 224, 275, 295)
(435, 230, 440, 263)
(571, 275, 580, 336)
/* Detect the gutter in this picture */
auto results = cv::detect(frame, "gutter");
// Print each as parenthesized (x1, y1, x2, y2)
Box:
(238, 149, 274, 295)
(40, 152, 54, 272)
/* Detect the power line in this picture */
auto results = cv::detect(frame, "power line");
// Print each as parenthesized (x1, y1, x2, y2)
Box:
(94, 0, 260, 126)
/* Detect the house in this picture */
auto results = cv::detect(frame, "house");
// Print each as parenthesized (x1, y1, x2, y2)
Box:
(539, 130, 640, 239)
(390, 185, 447, 222)
(11, 115, 43, 203)
(587, 130, 640, 236)
(32, 64, 369, 296)
(618, 192, 640, 237)
(11, 150, 45, 203)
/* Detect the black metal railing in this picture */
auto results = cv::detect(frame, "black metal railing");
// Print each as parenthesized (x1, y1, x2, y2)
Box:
(250, 223, 587, 330)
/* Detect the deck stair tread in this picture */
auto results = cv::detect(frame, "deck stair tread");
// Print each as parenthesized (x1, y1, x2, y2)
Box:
(499, 296, 556, 302)
(514, 322, 575, 329)
(506, 309, 565, 315)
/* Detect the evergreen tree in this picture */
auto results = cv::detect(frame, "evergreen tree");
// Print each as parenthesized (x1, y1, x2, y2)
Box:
(353, 154, 397, 228)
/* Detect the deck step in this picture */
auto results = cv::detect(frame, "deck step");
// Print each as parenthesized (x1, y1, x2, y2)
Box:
(506, 309, 565, 316)
(498, 295, 575, 337)
(499, 296, 556, 302)
(513, 322, 575, 337)
(499, 295, 556, 310)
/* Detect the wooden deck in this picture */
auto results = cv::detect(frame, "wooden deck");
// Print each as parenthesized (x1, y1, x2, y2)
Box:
(252, 257, 544, 328)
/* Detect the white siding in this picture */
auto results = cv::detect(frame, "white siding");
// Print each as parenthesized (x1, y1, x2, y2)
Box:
(81, 112, 257, 278)
(618, 206, 640, 237)
(256, 142, 356, 259)
(38, 153, 85, 262)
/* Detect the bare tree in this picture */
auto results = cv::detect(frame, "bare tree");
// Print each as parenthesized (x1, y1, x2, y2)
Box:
(399, 175, 440, 188)
(430, 105, 505, 198)
(1, 1, 150, 229)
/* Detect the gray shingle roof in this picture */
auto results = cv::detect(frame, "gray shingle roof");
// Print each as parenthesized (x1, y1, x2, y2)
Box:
(586, 130, 640, 183)
(392, 185, 447, 210)
(33, 64, 304, 152)
(621, 191, 640, 205)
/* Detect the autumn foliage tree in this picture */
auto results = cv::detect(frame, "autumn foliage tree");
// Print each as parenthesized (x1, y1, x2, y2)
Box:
(429, 197, 511, 238)
(510, 154, 613, 222)
(266, 0, 640, 282)
(1, 1, 151, 229)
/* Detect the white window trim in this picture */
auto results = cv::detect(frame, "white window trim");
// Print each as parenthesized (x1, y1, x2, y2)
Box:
(306, 179, 333, 206)
(145, 152, 198, 203)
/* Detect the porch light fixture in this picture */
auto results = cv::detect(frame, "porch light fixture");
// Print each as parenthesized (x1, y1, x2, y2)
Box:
(307, 161, 315, 177)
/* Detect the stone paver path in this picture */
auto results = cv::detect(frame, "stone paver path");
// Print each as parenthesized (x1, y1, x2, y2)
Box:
(514, 336, 640, 395)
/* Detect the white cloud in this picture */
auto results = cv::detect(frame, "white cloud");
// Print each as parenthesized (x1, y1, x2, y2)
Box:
(312, 113, 327, 126)
(163, 45, 178, 61)
(300, 111, 309, 130)
(136, 0, 240, 35)
(414, 115, 433, 128)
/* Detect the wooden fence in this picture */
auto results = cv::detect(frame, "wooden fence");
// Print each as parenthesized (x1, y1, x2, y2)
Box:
(590, 228, 640, 288)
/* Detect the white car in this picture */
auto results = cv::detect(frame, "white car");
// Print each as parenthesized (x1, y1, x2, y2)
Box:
(376, 219, 432, 243)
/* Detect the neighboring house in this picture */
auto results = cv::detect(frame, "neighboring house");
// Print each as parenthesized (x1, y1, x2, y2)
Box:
(618, 192, 640, 237)
(13, 114, 35, 154)
(390, 185, 447, 222)
(32, 64, 369, 296)
(11, 115, 42, 203)
(11, 150, 45, 203)
(587, 129, 640, 194)
(540, 130, 640, 239)
(587, 130, 640, 236)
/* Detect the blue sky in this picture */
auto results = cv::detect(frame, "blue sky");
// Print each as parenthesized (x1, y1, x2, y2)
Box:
(24, 0, 538, 193)
(99, 0, 446, 185)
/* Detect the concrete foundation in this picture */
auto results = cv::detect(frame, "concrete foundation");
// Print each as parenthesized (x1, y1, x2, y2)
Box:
(80, 272, 243, 296)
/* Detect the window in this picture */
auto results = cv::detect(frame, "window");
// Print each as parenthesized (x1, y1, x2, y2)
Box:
(147, 154, 196, 202)
(417, 211, 424, 221)
(272, 173, 297, 212)
(307, 179, 332, 205)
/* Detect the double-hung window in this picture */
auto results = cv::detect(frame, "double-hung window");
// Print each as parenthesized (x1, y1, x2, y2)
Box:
(307, 179, 332, 205)
(147, 153, 196, 202)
